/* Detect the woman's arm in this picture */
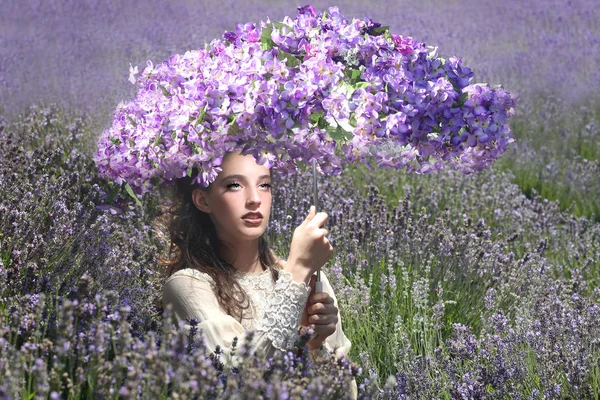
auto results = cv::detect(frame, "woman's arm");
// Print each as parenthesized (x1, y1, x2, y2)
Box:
(275, 255, 351, 357)
(164, 268, 357, 399)
(162, 268, 311, 366)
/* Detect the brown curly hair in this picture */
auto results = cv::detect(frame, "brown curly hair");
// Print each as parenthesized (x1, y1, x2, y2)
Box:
(156, 168, 283, 322)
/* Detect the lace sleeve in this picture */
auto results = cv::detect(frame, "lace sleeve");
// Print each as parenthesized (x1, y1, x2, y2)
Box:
(163, 268, 312, 366)
(256, 270, 312, 350)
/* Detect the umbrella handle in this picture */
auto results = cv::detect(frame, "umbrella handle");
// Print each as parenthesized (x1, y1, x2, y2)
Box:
(312, 159, 323, 293)
(310, 274, 323, 341)
(309, 271, 323, 340)
(314, 280, 323, 293)
(310, 160, 323, 343)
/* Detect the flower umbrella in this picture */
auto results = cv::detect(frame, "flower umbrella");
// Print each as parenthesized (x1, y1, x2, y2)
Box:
(94, 5, 517, 291)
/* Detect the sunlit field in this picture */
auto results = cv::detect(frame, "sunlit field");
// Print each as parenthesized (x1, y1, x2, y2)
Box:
(1, 0, 598, 398)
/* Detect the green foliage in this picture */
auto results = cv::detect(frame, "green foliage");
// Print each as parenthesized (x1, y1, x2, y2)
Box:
(497, 96, 600, 221)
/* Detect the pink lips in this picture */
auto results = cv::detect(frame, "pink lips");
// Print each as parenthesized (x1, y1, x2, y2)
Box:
(242, 212, 263, 224)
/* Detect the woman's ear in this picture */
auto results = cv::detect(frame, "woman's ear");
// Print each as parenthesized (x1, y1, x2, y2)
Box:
(192, 188, 211, 213)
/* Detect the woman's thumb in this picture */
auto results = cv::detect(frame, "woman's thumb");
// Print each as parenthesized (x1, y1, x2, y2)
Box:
(304, 205, 316, 223)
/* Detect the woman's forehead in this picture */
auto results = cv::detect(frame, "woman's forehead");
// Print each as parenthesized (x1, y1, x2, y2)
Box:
(219, 152, 270, 176)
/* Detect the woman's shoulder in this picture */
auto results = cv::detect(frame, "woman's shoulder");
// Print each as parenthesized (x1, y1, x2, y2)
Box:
(165, 268, 214, 285)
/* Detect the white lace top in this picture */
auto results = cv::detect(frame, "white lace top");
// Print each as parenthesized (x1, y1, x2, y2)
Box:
(162, 267, 353, 363)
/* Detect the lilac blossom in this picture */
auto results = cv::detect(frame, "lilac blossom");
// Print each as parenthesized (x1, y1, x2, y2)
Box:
(93, 6, 517, 199)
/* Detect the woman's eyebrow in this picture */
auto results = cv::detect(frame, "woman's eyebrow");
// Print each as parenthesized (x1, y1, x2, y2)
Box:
(220, 174, 271, 182)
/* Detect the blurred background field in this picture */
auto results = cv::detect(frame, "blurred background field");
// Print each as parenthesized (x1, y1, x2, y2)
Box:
(1, 0, 599, 398)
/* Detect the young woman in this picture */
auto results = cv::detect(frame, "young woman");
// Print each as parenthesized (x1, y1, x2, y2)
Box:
(161, 151, 356, 397)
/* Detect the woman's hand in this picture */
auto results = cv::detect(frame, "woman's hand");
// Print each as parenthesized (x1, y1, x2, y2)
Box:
(286, 206, 333, 284)
(301, 275, 339, 350)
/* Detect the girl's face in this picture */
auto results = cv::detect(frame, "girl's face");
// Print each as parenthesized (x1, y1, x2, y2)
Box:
(192, 152, 272, 244)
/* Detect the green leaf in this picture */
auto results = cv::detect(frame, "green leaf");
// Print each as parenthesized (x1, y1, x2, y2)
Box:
(194, 107, 206, 127)
(349, 116, 357, 127)
(296, 159, 306, 171)
(454, 92, 469, 108)
(260, 25, 275, 50)
(370, 25, 390, 37)
(124, 183, 143, 208)
(317, 116, 328, 129)
(153, 131, 162, 147)
(127, 116, 137, 127)
(355, 81, 371, 90)
(310, 112, 324, 124)
(110, 137, 122, 145)
(261, 41, 274, 51)
(105, 185, 120, 204)
(329, 124, 349, 142)
(159, 84, 172, 98)
(187, 168, 193, 177)
(349, 69, 363, 85)
(273, 21, 293, 31)
(384, 28, 392, 41)
(228, 120, 242, 135)
(343, 67, 353, 80)
(277, 50, 300, 68)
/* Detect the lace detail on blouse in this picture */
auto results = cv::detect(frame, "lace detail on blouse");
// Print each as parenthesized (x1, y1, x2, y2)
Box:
(236, 269, 272, 331)
(237, 269, 311, 350)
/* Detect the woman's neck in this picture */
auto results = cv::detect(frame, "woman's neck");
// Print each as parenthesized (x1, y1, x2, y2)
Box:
(219, 239, 264, 274)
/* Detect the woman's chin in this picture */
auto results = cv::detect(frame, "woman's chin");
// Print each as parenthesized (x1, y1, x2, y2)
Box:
(238, 225, 267, 240)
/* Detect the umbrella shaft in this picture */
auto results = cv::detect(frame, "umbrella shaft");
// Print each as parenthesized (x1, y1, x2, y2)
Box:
(312, 159, 321, 285)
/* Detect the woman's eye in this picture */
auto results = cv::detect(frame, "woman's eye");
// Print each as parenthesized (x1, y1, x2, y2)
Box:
(226, 182, 270, 190)
(226, 182, 242, 190)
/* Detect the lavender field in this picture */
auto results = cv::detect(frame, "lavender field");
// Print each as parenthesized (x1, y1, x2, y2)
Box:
(1, 0, 599, 398)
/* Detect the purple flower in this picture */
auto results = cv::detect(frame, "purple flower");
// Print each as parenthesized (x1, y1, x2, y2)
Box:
(94, 6, 517, 199)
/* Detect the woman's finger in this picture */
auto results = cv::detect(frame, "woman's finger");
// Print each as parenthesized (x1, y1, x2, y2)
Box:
(312, 306, 338, 319)
(301, 205, 316, 226)
(308, 292, 335, 306)
(309, 211, 329, 228)
(309, 313, 338, 325)
(308, 303, 338, 318)
(312, 322, 337, 337)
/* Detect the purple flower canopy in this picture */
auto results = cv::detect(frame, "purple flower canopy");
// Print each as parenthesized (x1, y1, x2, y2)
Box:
(94, 5, 517, 197)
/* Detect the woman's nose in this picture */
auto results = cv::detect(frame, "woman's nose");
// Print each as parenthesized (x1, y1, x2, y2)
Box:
(246, 187, 261, 206)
